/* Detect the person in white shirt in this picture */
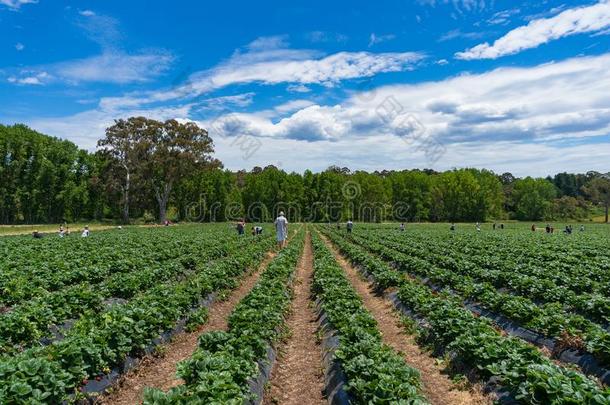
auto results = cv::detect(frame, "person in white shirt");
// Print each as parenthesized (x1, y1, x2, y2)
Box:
(81, 226, 90, 238)
(274, 212, 288, 249)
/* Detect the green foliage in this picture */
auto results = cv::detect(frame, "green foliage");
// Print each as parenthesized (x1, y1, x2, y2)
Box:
(322, 224, 610, 403)
(0, 225, 275, 404)
(144, 228, 305, 404)
(310, 232, 428, 404)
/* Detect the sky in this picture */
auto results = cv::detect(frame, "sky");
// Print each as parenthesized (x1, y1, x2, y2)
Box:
(1, 0, 610, 177)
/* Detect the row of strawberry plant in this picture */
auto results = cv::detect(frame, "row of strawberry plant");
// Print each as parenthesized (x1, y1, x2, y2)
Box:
(0, 225, 232, 305)
(364, 229, 609, 324)
(143, 228, 306, 404)
(0, 234, 275, 404)
(310, 231, 428, 404)
(322, 228, 610, 403)
(349, 230, 610, 366)
(0, 233, 258, 355)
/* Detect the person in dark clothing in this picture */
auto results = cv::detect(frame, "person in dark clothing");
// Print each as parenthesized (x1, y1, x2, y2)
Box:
(32, 230, 43, 239)
(450, 223, 455, 231)
(346, 219, 353, 233)
(500, 223, 504, 229)
(236, 219, 245, 235)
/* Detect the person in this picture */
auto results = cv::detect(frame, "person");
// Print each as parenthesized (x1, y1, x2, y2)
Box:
(493, 223, 496, 230)
(251, 226, 257, 236)
(450, 223, 455, 231)
(400, 223, 405, 232)
(32, 230, 43, 239)
(533, 224, 537, 232)
(500, 223, 504, 229)
(336, 222, 341, 230)
(164, 219, 170, 227)
(476, 222, 481, 232)
(274, 211, 288, 249)
(81, 226, 90, 237)
(255, 225, 263, 235)
(550, 225, 555, 234)
(580, 224, 585, 232)
(346, 219, 353, 233)
(236, 219, 245, 236)
(118, 225, 123, 230)
(59, 225, 65, 238)
(545, 224, 550, 233)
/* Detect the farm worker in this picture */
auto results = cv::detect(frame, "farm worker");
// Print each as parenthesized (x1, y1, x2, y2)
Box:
(59, 225, 65, 238)
(580, 225, 585, 232)
(450, 223, 455, 231)
(346, 219, 354, 233)
(400, 223, 405, 232)
(274, 211, 288, 249)
(476, 222, 481, 232)
(492, 223, 496, 230)
(500, 223, 504, 229)
(32, 230, 43, 239)
(255, 225, 263, 235)
(236, 219, 245, 235)
(81, 226, 90, 237)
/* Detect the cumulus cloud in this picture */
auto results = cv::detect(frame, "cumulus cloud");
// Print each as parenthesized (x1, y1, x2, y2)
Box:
(197, 52, 610, 171)
(456, 1, 610, 60)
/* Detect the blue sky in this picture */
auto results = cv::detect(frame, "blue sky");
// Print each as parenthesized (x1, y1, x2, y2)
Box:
(1, 0, 610, 176)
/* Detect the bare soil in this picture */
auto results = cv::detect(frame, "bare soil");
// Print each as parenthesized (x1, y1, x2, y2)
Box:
(98, 251, 277, 405)
(264, 231, 326, 405)
(319, 233, 490, 405)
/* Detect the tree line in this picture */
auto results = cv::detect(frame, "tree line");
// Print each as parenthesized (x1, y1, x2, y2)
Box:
(1, 120, 609, 224)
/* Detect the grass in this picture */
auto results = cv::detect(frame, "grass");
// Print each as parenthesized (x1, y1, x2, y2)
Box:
(0, 222, 123, 236)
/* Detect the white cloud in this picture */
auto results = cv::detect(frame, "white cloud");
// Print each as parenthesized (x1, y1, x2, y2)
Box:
(286, 84, 312, 93)
(56, 50, 173, 84)
(456, 1, 610, 60)
(486, 8, 521, 25)
(78, 10, 95, 17)
(368, 33, 396, 47)
(196, 52, 610, 173)
(100, 38, 425, 110)
(6, 50, 173, 85)
(0, 0, 36, 10)
(438, 29, 486, 42)
(14, 42, 24, 51)
(7, 71, 50, 85)
(273, 99, 316, 114)
(416, 0, 488, 14)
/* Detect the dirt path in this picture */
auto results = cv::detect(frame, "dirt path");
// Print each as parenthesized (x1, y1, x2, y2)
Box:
(319, 233, 490, 405)
(264, 231, 326, 405)
(99, 251, 278, 405)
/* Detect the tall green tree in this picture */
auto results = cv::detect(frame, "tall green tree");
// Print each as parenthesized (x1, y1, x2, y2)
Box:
(582, 175, 610, 223)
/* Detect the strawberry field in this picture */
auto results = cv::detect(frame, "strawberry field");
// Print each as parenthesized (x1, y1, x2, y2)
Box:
(1, 223, 609, 404)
